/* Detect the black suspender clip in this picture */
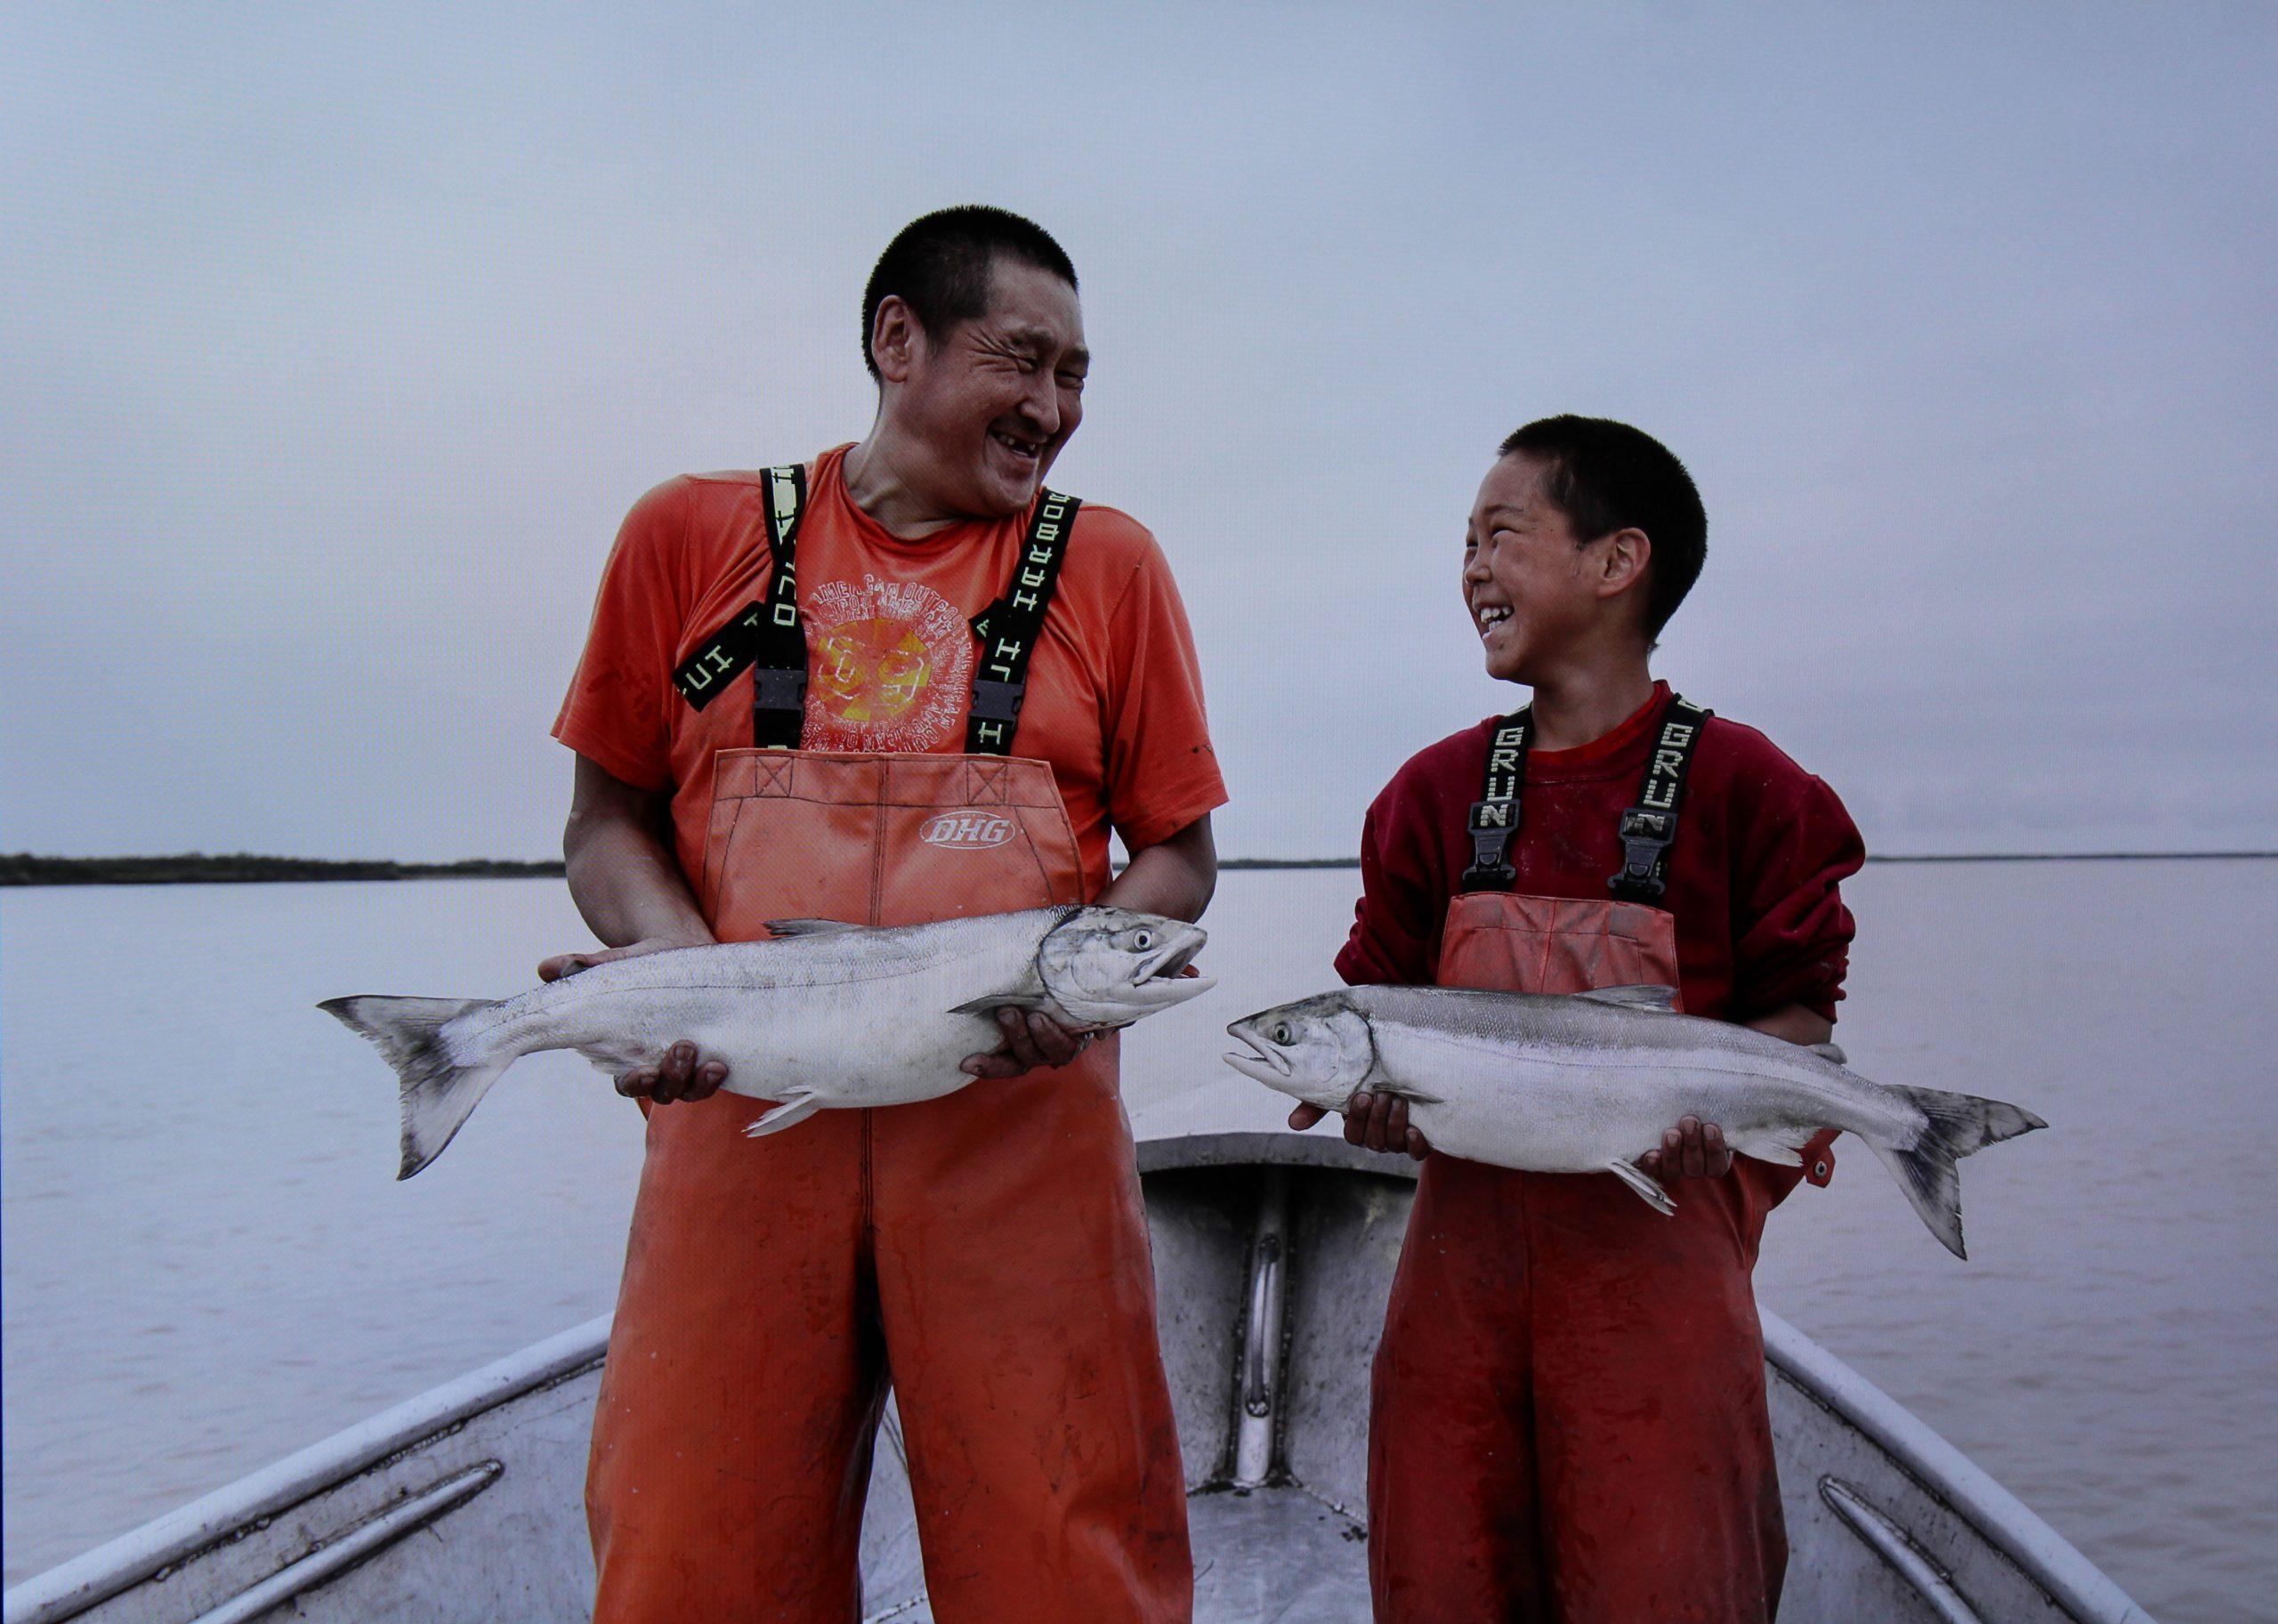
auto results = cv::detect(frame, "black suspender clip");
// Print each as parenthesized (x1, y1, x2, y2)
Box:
(1462, 813, 1520, 892)
(1610, 808, 1677, 900)
(968, 678, 1025, 723)
(749, 665, 808, 716)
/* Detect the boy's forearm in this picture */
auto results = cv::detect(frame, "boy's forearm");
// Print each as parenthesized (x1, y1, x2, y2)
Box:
(1741, 1003, 1835, 1047)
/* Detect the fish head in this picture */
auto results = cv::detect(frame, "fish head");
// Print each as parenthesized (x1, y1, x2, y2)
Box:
(1224, 994, 1375, 1111)
(1034, 907, 1214, 1027)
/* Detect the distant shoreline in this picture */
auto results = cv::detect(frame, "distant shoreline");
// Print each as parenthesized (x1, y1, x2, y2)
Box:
(4, 850, 2274, 887)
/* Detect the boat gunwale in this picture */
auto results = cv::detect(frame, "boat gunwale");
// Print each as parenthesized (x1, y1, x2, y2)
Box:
(1, 1318, 610, 1624)
(4, 1130, 2153, 1624)
(1756, 1305, 2152, 1624)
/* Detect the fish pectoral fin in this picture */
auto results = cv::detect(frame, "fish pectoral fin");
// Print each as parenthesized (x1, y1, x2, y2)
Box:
(1385, 1083, 1444, 1106)
(1727, 1125, 1818, 1168)
(947, 993, 1050, 1017)
(742, 1093, 823, 1139)
(1606, 1159, 1678, 1216)
(1809, 1041, 1848, 1065)
(762, 918, 860, 938)
(1573, 984, 1681, 1014)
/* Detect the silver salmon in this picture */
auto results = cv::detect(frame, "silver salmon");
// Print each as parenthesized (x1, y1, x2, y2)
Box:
(326, 906, 1210, 1178)
(1224, 983, 2043, 1257)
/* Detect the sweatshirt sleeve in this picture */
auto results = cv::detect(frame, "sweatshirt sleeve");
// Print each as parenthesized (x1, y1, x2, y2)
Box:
(1335, 769, 1447, 988)
(1728, 773, 1865, 1023)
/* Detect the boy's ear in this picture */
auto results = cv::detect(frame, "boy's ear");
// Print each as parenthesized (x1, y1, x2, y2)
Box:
(1595, 527, 1653, 602)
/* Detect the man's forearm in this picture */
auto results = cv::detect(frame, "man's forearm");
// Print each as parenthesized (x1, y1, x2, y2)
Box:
(1098, 815, 1217, 922)
(562, 802, 714, 949)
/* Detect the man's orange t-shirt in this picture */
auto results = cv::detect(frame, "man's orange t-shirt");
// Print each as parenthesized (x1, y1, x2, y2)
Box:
(553, 446, 1228, 899)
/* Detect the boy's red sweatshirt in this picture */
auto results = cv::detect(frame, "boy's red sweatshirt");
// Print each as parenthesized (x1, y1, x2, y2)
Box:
(1336, 682, 1864, 1024)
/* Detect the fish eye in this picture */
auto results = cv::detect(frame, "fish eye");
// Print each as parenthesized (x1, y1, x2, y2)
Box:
(1132, 930, 1154, 950)
(1272, 1022, 1293, 1046)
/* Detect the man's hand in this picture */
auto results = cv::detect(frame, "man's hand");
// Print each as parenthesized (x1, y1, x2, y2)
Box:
(959, 1008, 1096, 1079)
(1638, 1116, 1731, 1180)
(537, 935, 728, 1104)
(957, 957, 1209, 1080)
(1287, 1094, 1431, 1161)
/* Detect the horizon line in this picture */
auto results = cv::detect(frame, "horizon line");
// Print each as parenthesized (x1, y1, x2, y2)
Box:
(3, 849, 2274, 888)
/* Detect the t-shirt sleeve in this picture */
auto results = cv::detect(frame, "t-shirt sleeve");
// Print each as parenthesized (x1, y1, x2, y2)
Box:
(552, 478, 691, 792)
(1728, 772, 1866, 1023)
(1335, 770, 1445, 988)
(1099, 529, 1229, 852)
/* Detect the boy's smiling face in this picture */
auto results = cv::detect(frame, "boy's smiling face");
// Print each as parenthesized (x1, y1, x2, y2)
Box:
(1464, 451, 1636, 683)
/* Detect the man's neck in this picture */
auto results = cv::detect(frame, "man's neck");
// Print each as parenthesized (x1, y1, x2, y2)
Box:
(1521, 654, 1657, 752)
(840, 430, 967, 540)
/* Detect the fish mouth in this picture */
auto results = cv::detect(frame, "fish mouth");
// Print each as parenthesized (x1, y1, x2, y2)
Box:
(1119, 928, 1213, 1007)
(1222, 1026, 1293, 1083)
(1140, 933, 1204, 982)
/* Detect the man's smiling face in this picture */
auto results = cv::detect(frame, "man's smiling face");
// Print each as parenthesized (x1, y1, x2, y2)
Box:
(888, 256, 1088, 519)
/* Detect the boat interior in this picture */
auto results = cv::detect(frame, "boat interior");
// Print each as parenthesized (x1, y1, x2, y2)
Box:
(2, 1133, 2149, 1624)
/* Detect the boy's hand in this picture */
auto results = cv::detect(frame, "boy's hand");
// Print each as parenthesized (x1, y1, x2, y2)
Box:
(1287, 1094, 1431, 1161)
(1638, 1116, 1731, 1180)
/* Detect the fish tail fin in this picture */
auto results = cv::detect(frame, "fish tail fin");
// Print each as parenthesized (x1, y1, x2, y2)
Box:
(319, 996, 508, 1179)
(1869, 1086, 2048, 1259)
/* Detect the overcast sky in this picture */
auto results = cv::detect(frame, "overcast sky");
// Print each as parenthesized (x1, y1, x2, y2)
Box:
(4, 3, 2273, 861)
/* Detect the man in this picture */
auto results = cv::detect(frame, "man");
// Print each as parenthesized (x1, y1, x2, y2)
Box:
(545, 206, 1224, 1622)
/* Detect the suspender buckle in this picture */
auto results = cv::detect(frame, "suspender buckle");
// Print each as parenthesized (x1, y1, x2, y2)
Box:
(1461, 801, 1518, 891)
(969, 678, 1026, 723)
(1610, 808, 1674, 900)
(751, 666, 807, 715)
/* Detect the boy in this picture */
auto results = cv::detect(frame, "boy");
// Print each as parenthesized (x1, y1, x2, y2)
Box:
(1289, 416, 1863, 1622)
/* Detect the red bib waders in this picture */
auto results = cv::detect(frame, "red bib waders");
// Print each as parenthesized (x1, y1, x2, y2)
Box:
(1367, 698, 1805, 1624)
(585, 476, 1192, 1622)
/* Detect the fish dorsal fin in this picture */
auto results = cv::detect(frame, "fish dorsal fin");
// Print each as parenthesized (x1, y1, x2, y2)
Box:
(1809, 1041, 1849, 1065)
(763, 918, 860, 938)
(1573, 984, 1681, 1014)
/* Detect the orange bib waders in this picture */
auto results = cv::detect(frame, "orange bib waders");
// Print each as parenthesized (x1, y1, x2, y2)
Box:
(586, 475, 1192, 1622)
(1368, 699, 1815, 1624)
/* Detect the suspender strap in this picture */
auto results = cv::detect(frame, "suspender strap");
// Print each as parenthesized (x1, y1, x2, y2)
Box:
(965, 489, 1080, 755)
(1607, 695, 1711, 902)
(1459, 707, 1532, 892)
(669, 465, 810, 748)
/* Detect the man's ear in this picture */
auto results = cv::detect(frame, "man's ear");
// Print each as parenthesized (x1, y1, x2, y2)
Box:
(870, 295, 920, 384)
(1595, 527, 1652, 601)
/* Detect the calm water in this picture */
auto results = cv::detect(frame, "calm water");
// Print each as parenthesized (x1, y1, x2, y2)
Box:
(4, 864, 2274, 1620)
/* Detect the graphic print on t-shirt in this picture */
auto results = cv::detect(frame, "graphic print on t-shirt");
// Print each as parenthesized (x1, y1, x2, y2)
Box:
(804, 574, 973, 752)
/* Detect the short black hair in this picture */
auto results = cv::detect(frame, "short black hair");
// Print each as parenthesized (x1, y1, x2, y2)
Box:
(860, 206, 1078, 382)
(1498, 415, 1707, 635)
